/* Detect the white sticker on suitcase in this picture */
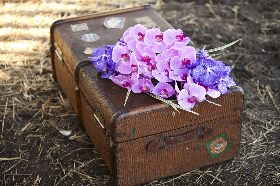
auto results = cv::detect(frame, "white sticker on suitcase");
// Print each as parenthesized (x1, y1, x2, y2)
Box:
(81, 33, 100, 42)
(104, 17, 126, 29)
(71, 23, 89, 32)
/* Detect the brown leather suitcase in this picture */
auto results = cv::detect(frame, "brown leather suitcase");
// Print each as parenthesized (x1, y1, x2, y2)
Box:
(50, 5, 244, 186)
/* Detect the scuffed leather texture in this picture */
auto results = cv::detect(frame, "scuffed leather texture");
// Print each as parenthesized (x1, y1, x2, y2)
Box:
(52, 6, 244, 142)
(51, 6, 244, 186)
(52, 6, 174, 138)
(115, 116, 242, 185)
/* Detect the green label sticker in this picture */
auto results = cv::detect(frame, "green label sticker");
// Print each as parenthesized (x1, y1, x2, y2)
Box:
(205, 132, 232, 159)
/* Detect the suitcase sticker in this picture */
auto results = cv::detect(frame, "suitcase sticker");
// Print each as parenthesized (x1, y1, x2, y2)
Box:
(205, 132, 232, 159)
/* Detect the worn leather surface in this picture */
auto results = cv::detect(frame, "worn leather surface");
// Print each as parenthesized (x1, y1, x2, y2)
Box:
(52, 6, 172, 138)
(51, 6, 244, 185)
(116, 115, 242, 185)
(52, 6, 244, 143)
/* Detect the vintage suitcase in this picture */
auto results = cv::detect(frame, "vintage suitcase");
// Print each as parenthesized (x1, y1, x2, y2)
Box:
(50, 5, 244, 185)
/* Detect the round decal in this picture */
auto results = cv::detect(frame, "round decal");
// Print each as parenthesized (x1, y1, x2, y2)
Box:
(209, 137, 227, 154)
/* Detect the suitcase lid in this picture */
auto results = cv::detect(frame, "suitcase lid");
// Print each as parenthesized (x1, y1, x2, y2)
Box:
(51, 6, 244, 143)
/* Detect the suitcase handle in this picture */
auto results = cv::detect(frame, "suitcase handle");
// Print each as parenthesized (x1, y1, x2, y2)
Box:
(146, 126, 213, 152)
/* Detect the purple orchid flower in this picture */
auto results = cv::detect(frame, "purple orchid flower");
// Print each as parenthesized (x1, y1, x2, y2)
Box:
(152, 82, 175, 98)
(117, 27, 131, 47)
(109, 73, 138, 89)
(129, 24, 147, 41)
(169, 68, 188, 81)
(152, 50, 174, 81)
(163, 29, 190, 49)
(91, 25, 239, 111)
(206, 88, 221, 98)
(154, 48, 173, 63)
(89, 45, 116, 78)
(177, 81, 206, 110)
(115, 52, 139, 75)
(192, 51, 236, 94)
(125, 24, 147, 50)
(134, 42, 156, 65)
(187, 75, 221, 98)
(112, 44, 130, 63)
(217, 76, 236, 94)
(138, 62, 155, 79)
(131, 78, 154, 93)
(153, 60, 172, 82)
(170, 46, 197, 70)
(121, 27, 132, 41)
(144, 28, 167, 53)
(89, 47, 107, 71)
(152, 69, 172, 83)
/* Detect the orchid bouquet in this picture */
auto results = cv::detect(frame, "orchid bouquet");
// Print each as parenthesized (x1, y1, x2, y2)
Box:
(89, 24, 240, 114)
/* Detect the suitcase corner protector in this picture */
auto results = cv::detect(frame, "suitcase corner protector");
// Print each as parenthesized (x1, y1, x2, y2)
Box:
(50, 19, 66, 35)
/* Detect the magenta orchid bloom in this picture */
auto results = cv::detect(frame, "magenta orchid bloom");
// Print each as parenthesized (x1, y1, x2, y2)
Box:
(120, 27, 131, 43)
(144, 28, 167, 53)
(206, 88, 221, 98)
(153, 60, 172, 82)
(187, 68, 221, 98)
(138, 62, 155, 78)
(109, 73, 138, 89)
(112, 44, 130, 63)
(163, 29, 190, 49)
(169, 68, 189, 81)
(131, 78, 154, 93)
(91, 24, 238, 112)
(152, 82, 175, 98)
(170, 46, 196, 70)
(115, 52, 139, 75)
(152, 69, 172, 82)
(177, 82, 206, 110)
(152, 51, 174, 82)
(135, 43, 156, 64)
(123, 24, 147, 52)
(129, 24, 147, 42)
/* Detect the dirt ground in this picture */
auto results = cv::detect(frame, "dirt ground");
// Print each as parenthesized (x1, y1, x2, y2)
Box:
(0, 0, 279, 185)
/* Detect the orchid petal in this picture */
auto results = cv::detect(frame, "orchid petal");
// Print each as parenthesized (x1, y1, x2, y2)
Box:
(189, 83, 206, 102)
(207, 88, 221, 98)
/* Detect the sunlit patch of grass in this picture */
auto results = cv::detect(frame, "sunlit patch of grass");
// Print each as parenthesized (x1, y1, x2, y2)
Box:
(0, 27, 50, 40)
(0, 14, 58, 27)
(1, 2, 94, 14)
(0, 40, 47, 53)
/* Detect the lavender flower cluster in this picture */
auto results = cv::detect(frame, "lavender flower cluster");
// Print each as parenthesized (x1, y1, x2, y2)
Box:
(90, 24, 236, 110)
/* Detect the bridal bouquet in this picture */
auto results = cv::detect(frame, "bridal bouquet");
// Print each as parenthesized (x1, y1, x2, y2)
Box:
(89, 24, 240, 114)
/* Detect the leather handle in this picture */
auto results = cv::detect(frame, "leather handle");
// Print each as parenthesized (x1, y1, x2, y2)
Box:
(146, 127, 213, 152)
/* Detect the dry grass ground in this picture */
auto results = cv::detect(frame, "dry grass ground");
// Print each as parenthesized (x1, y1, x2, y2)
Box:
(0, 0, 279, 185)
